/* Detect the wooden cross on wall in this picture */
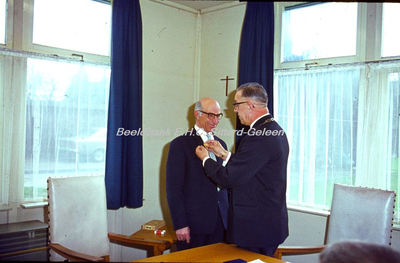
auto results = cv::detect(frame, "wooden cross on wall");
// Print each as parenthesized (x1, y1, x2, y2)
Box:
(220, 76, 235, 96)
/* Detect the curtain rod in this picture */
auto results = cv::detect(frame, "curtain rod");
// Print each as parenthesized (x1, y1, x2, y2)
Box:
(275, 58, 400, 72)
(0, 47, 110, 67)
(284, 2, 324, 11)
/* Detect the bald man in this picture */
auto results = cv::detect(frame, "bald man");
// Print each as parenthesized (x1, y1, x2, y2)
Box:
(166, 97, 229, 251)
(196, 83, 289, 257)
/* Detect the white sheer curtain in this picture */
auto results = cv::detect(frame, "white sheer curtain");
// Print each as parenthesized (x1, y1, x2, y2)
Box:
(356, 62, 400, 222)
(0, 48, 110, 204)
(357, 62, 399, 188)
(275, 64, 360, 208)
(274, 61, 400, 221)
(25, 57, 110, 201)
(0, 52, 27, 204)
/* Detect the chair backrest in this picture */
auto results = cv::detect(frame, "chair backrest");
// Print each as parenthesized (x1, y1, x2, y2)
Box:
(47, 175, 109, 261)
(326, 183, 396, 245)
(320, 240, 400, 263)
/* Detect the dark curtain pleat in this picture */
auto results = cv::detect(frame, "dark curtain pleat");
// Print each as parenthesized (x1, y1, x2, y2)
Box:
(236, 2, 274, 149)
(105, 0, 143, 209)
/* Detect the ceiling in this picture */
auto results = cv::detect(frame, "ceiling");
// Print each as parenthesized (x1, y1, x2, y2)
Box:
(168, 0, 239, 10)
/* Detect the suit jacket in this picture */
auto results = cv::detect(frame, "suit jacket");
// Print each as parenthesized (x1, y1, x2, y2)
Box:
(166, 128, 229, 234)
(204, 115, 289, 247)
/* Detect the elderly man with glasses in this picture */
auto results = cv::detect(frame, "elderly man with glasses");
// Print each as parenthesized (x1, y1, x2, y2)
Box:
(166, 97, 229, 251)
(195, 83, 289, 257)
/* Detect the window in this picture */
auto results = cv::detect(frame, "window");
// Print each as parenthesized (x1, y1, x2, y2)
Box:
(33, 0, 111, 57)
(25, 57, 110, 200)
(0, 0, 111, 204)
(382, 3, 400, 58)
(387, 72, 399, 200)
(275, 2, 400, 223)
(281, 2, 358, 63)
(0, 0, 5, 44)
(275, 65, 359, 208)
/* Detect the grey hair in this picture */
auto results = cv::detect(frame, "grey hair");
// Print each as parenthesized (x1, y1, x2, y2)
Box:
(237, 82, 268, 105)
(194, 100, 203, 115)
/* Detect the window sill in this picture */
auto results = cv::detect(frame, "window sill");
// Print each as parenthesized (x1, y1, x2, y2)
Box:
(0, 205, 12, 212)
(20, 202, 48, 209)
(287, 204, 330, 217)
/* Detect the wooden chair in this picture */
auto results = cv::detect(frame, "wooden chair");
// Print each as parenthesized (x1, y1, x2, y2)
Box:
(47, 175, 171, 262)
(273, 183, 396, 260)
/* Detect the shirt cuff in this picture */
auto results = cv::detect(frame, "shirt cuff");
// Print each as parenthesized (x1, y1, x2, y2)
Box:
(222, 152, 231, 166)
(202, 156, 211, 166)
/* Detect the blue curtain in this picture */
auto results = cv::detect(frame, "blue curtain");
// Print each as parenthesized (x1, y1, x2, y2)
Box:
(105, 0, 143, 209)
(236, 2, 274, 148)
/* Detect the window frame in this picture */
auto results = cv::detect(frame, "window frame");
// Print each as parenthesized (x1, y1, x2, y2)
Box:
(6, 0, 111, 63)
(274, 2, 400, 70)
(0, 0, 112, 204)
(3, 0, 13, 49)
(274, 2, 400, 224)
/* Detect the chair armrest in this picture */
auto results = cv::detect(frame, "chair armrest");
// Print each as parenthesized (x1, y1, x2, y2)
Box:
(48, 243, 106, 262)
(108, 232, 171, 256)
(273, 245, 326, 259)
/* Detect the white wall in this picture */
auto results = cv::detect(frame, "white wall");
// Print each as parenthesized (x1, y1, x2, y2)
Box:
(199, 3, 246, 151)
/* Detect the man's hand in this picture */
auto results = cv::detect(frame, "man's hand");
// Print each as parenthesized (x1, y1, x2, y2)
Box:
(204, 140, 228, 161)
(176, 226, 190, 243)
(195, 145, 209, 161)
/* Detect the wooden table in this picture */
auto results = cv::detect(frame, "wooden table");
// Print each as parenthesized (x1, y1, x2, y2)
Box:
(132, 243, 288, 262)
(130, 224, 177, 245)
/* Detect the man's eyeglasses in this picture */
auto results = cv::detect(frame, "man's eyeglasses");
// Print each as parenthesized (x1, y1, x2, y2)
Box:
(199, 111, 223, 120)
(232, 101, 248, 109)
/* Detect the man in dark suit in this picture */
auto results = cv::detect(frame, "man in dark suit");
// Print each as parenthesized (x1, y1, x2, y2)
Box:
(166, 97, 229, 251)
(195, 83, 289, 257)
